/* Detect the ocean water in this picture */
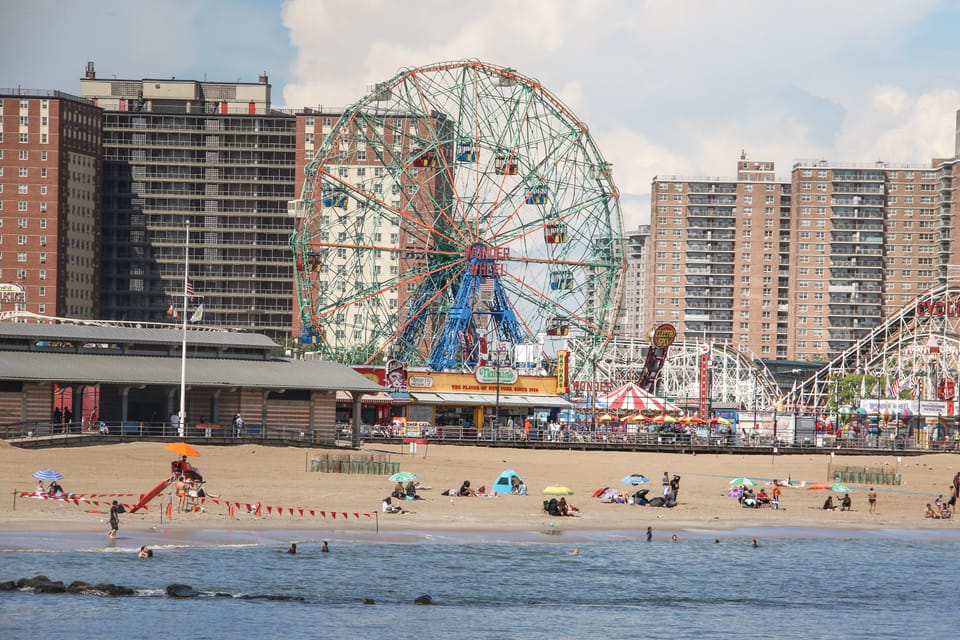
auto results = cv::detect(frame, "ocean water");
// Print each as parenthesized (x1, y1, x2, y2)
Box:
(1, 526, 957, 640)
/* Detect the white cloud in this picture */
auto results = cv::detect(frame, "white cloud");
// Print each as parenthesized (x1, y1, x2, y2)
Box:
(280, 0, 958, 212)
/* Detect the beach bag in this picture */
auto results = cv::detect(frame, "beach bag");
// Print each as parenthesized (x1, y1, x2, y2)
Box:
(649, 497, 665, 507)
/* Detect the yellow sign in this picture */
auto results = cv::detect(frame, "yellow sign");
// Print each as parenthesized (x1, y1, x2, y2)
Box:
(556, 350, 569, 394)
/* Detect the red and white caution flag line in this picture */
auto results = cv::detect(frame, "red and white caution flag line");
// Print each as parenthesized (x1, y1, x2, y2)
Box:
(14, 491, 373, 520)
(15, 492, 140, 511)
(207, 498, 372, 520)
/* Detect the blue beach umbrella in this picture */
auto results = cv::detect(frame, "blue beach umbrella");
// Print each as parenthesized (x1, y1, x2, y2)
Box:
(32, 469, 63, 481)
(621, 474, 649, 485)
(389, 471, 417, 483)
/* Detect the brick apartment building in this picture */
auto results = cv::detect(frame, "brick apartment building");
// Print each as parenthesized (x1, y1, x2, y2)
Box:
(0, 88, 101, 319)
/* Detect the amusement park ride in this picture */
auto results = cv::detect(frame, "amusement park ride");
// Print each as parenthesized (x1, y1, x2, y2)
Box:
(287, 59, 960, 428)
(290, 60, 625, 381)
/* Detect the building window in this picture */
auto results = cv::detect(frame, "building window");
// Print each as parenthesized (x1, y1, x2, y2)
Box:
(19, 150, 28, 160)
(17, 252, 27, 263)
(19, 133, 28, 143)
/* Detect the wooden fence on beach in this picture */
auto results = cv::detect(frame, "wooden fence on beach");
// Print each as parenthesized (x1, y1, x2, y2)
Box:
(310, 452, 399, 476)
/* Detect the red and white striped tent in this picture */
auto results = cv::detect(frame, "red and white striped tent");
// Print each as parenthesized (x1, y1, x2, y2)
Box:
(597, 382, 681, 413)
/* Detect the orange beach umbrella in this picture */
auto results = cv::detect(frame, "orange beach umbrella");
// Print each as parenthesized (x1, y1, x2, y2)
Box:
(163, 441, 200, 457)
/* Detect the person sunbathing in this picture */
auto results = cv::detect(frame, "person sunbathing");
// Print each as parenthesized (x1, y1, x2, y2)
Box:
(382, 497, 405, 513)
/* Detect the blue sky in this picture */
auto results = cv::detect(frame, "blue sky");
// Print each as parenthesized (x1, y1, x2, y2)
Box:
(3, 0, 960, 228)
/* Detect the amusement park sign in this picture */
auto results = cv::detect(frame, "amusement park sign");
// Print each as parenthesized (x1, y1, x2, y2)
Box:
(916, 299, 960, 316)
(475, 366, 518, 385)
(861, 399, 951, 417)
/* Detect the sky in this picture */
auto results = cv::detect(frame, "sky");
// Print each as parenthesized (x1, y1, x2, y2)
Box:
(4, 0, 960, 229)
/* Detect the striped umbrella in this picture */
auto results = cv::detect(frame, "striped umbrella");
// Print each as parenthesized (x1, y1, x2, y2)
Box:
(32, 469, 63, 480)
(597, 383, 680, 413)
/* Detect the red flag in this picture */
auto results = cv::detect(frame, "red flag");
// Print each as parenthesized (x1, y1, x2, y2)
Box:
(309, 509, 315, 517)
(319, 511, 325, 517)
(267, 506, 273, 514)
(298, 509, 304, 517)
(353, 513, 359, 519)
(331, 512, 337, 519)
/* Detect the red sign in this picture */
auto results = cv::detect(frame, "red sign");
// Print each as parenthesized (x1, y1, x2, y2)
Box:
(650, 324, 677, 349)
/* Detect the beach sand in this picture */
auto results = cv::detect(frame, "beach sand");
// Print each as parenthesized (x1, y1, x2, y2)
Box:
(1, 439, 958, 535)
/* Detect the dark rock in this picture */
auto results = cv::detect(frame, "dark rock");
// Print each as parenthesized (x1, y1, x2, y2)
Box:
(240, 594, 305, 602)
(166, 584, 199, 598)
(33, 581, 66, 594)
(17, 575, 52, 589)
(67, 581, 134, 597)
(362, 598, 376, 605)
(0, 581, 17, 591)
(413, 594, 435, 605)
(213, 592, 233, 598)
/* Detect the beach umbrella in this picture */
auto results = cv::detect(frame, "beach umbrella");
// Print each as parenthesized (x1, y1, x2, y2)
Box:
(597, 414, 615, 422)
(32, 469, 63, 481)
(163, 441, 201, 457)
(729, 477, 757, 487)
(806, 483, 850, 492)
(621, 474, 649, 485)
(650, 415, 678, 424)
(389, 471, 417, 482)
(542, 485, 575, 496)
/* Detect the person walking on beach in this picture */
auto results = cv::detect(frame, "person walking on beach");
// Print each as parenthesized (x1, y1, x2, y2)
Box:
(662, 472, 670, 497)
(233, 413, 244, 438)
(868, 487, 878, 514)
(772, 483, 782, 510)
(108, 500, 121, 538)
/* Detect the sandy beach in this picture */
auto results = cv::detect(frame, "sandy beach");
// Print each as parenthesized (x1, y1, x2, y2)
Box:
(2, 439, 958, 536)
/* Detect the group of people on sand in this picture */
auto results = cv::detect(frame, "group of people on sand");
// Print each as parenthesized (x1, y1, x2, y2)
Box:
(37, 479, 66, 497)
(391, 480, 424, 501)
(822, 493, 852, 511)
(170, 456, 213, 513)
(545, 496, 577, 516)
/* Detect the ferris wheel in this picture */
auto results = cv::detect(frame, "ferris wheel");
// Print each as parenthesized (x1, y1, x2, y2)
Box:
(291, 60, 625, 375)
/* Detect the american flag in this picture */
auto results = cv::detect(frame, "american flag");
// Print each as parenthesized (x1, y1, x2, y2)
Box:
(886, 371, 902, 398)
(185, 281, 195, 301)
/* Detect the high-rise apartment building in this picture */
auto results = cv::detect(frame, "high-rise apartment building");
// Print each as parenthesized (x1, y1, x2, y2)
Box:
(0, 89, 102, 319)
(615, 225, 649, 339)
(79, 63, 297, 338)
(647, 147, 960, 362)
(647, 156, 791, 358)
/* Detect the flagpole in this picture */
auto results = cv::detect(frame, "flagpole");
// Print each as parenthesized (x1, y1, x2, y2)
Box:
(179, 220, 190, 437)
